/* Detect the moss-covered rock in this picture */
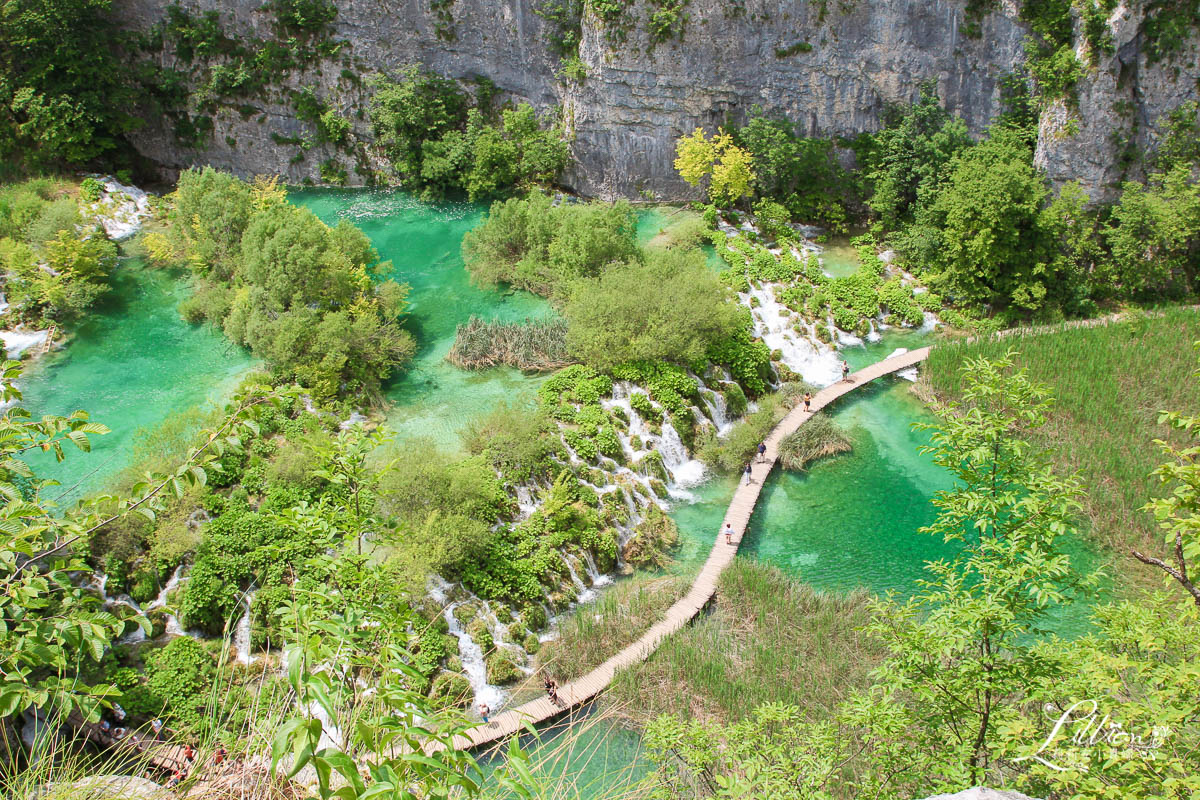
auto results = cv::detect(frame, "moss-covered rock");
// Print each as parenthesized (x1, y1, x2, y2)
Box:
(621, 505, 680, 570)
(521, 604, 548, 631)
(635, 449, 670, 483)
(649, 478, 669, 499)
(486, 651, 522, 685)
(428, 671, 471, 709)
(522, 633, 541, 654)
(467, 618, 494, 654)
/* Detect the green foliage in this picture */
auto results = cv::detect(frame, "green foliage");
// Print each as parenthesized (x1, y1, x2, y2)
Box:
(462, 192, 640, 297)
(1020, 0, 1085, 105)
(370, 68, 567, 200)
(1103, 164, 1200, 300)
(674, 127, 757, 208)
(1140, 0, 1200, 64)
(698, 393, 785, 471)
(464, 401, 564, 484)
(563, 246, 742, 370)
(706, 327, 772, 397)
(862, 82, 972, 229)
(736, 109, 854, 229)
(142, 636, 216, 734)
(162, 168, 416, 399)
(917, 129, 1069, 314)
(0, 0, 138, 171)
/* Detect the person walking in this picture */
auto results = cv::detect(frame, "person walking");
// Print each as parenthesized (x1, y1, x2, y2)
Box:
(841, 360, 851, 381)
(803, 392, 812, 411)
(478, 702, 490, 723)
(744, 462, 755, 484)
(724, 522, 734, 545)
(756, 442, 767, 463)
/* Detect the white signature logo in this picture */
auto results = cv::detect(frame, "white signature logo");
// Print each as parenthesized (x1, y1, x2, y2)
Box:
(1014, 700, 1169, 772)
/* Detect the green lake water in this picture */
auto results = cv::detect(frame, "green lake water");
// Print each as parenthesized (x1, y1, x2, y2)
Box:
(18, 260, 255, 502)
(20, 191, 1104, 791)
(291, 189, 554, 451)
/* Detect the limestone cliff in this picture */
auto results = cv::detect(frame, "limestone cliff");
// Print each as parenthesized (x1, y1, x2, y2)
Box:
(115, 0, 1200, 203)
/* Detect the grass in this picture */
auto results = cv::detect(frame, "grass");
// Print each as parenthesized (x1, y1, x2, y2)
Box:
(446, 316, 573, 372)
(607, 559, 885, 727)
(922, 306, 1200, 595)
(777, 412, 851, 471)
(534, 576, 687, 685)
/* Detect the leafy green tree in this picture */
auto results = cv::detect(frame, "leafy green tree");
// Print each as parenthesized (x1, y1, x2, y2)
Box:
(674, 127, 757, 207)
(461, 192, 639, 296)
(563, 246, 742, 370)
(370, 67, 470, 180)
(1135, 347, 1200, 606)
(0, 361, 272, 727)
(0, 0, 136, 170)
(737, 110, 853, 228)
(161, 168, 416, 399)
(864, 83, 971, 229)
(1104, 164, 1200, 300)
(308, 425, 393, 557)
(920, 130, 1066, 314)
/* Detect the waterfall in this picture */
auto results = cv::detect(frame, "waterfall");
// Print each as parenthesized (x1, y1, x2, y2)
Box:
(562, 554, 596, 604)
(581, 551, 612, 589)
(919, 311, 940, 333)
(698, 385, 734, 435)
(147, 565, 184, 610)
(866, 318, 882, 343)
(444, 604, 506, 711)
(742, 284, 841, 387)
(234, 590, 257, 665)
(515, 485, 538, 520)
(659, 424, 706, 490)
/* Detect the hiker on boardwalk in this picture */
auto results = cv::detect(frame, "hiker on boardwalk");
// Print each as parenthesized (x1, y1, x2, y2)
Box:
(213, 746, 227, 766)
(744, 462, 755, 484)
(724, 522, 734, 545)
(543, 675, 561, 706)
(183, 744, 196, 763)
(756, 442, 767, 463)
(803, 392, 812, 411)
(478, 702, 490, 723)
(842, 360, 851, 381)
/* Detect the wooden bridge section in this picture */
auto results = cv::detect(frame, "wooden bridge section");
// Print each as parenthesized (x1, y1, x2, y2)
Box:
(442, 346, 932, 751)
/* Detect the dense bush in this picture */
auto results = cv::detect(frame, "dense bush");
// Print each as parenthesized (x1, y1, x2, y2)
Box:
(563, 246, 743, 370)
(0, 0, 137, 171)
(371, 67, 568, 200)
(462, 192, 640, 297)
(0, 179, 117, 323)
(157, 168, 416, 398)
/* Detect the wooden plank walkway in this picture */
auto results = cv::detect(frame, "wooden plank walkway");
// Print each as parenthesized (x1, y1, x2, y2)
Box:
(437, 346, 931, 752)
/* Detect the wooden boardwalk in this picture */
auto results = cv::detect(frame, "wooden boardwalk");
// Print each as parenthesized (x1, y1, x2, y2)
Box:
(441, 347, 931, 752)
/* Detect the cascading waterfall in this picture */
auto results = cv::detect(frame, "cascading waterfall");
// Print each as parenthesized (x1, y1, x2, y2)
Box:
(562, 554, 596, 604)
(234, 589, 257, 665)
(742, 283, 841, 387)
(515, 485, 538, 519)
(443, 604, 506, 711)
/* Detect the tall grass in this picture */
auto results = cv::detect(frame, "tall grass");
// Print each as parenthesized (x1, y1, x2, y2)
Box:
(536, 577, 687, 684)
(777, 412, 851, 471)
(922, 306, 1200, 594)
(447, 317, 573, 372)
(608, 559, 885, 727)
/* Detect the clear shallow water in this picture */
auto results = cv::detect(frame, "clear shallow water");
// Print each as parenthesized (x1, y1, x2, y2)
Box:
(291, 190, 555, 451)
(476, 702, 650, 798)
(19, 260, 255, 502)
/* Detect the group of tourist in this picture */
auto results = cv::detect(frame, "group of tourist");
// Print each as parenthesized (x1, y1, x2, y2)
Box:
(475, 674, 564, 727)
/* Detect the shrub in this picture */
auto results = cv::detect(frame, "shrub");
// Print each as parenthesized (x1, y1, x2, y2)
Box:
(778, 413, 852, 471)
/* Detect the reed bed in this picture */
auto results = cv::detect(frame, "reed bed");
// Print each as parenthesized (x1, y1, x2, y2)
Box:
(535, 576, 688, 685)
(922, 306, 1200, 594)
(778, 412, 851, 471)
(446, 317, 573, 372)
(608, 559, 884, 727)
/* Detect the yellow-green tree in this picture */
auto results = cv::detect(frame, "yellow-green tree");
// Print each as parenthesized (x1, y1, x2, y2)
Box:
(674, 127, 756, 207)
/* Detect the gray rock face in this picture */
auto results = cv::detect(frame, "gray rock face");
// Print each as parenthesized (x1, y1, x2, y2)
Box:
(113, 0, 1200, 202)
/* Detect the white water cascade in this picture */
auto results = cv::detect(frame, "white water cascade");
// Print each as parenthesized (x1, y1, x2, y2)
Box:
(742, 283, 841, 387)
(443, 604, 506, 711)
(233, 590, 257, 665)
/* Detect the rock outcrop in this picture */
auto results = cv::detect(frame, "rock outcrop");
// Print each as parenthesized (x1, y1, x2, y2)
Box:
(114, 0, 1200, 203)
